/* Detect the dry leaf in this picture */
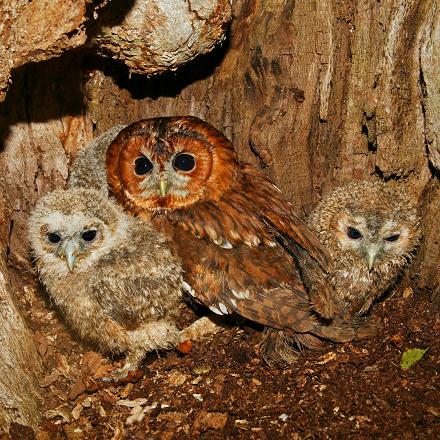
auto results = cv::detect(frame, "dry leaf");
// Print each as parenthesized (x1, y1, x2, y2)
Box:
(167, 370, 188, 386)
(317, 352, 337, 365)
(39, 370, 60, 388)
(177, 340, 192, 354)
(68, 378, 86, 401)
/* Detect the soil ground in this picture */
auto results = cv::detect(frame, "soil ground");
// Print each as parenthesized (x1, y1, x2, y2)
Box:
(6, 279, 440, 440)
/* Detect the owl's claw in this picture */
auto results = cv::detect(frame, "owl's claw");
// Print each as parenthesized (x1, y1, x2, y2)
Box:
(110, 367, 130, 379)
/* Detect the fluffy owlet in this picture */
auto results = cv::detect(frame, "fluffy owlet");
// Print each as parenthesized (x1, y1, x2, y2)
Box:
(100, 116, 375, 348)
(306, 181, 421, 315)
(263, 181, 421, 362)
(28, 188, 183, 377)
(68, 125, 125, 194)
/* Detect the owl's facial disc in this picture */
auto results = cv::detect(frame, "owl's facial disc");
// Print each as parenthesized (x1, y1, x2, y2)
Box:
(336, 213, 407, 271)
(46, 227, 99, 271)
(134, 154, 193, 200)
(122, 136, 210, 211)
(110, 124, 238, 212)
(42, 211, 103, 272)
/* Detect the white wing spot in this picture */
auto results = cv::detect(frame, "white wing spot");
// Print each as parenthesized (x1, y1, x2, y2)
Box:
(220, 240, 233, 249)
(231, 289, 250, 300)
(229, 298, 237, 308)
(218, 303, 229, 314)
(231, 289, 240, 298)
(213, 238, 233, 249)
(209, 305, 223, 315)
(182, 281, 196, 297)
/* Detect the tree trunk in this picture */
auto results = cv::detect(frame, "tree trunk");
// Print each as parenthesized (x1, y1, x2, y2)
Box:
(0, 0, 231, 100)
(83, 0, 439, 288)
(0, 0, 439, 431)
(0, 198, 42, 431)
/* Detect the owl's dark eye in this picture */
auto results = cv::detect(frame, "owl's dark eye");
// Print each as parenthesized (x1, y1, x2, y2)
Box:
(173, 153, 195, 172)
(81, 230, 97, 242)
(134, 156, 153, 175)
(47, 233, 61, 244)
(347, 227, 362, 240)
(384, 233, 400, 242)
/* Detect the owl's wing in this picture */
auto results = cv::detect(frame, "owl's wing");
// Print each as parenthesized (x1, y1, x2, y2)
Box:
(168, 163, 329, 269)
(90, 245, 181, 328)
(91, 275, 154, 327)
(182, 245, 374, 343)
(167, 163, 340, 318)
(239, 164, 330, 269)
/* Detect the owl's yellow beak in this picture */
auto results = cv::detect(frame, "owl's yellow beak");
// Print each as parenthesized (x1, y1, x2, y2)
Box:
(364, 244, 380, 272)
(62, 240, 79, 272)
(159, 178, 168, 197)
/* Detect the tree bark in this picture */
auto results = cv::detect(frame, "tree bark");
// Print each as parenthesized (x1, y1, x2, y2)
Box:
(0, 0, 439, 430)
(0, 0, 231, 101)
(0, 198, 42, 431)
(90, 0, 232, 75)
(83, 0, 439, 290)
(0, 0, 89, 101)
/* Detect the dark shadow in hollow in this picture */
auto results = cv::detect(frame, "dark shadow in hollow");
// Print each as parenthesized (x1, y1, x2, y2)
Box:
(0, 49, 86, 151)
(82, 27, 231, 101)
(0, 26, 231, 151)
(85, 0, 136, 40)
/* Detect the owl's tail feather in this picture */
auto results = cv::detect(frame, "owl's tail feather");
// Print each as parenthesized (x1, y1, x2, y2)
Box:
(260, 320, 378, 366)
(224, 286, 378, 344)
(223, 286, 318, 334)
(260, 328, 329, 365)
(313, 314, 380, 342)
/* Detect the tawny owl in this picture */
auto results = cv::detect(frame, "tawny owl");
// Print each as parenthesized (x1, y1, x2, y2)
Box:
(100, 116, 374, 346)
(262, 181, 421, 362)
(28, 188, 183, 377)
(307, 181, 421, 315)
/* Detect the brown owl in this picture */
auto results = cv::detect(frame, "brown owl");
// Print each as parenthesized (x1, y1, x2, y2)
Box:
(103, 116, 373, 345)
(28, 188, 183, 378)
(307, 181, 421, 315)
(262, 181, 421, 363)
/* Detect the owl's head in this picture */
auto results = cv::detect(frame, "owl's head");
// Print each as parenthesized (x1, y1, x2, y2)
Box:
(28, 188, 129, 275)
(309, 181, 421, 272)
(106, 116, 239, 213)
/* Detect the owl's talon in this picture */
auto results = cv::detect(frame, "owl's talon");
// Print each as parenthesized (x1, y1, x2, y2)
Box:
(111, 369, 129, 379)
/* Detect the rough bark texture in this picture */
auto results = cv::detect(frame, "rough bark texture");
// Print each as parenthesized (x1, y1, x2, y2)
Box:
(0, 0, 439, 431)
(91, 0, 232, 74)
(0, 198, 42, 431)
(0, 0, 89, 101)
(0, 0, 231, 101)
(421, 1, 440, 170)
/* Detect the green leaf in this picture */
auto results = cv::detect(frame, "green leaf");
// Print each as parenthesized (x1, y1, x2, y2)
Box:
(400, 348, 429, 370)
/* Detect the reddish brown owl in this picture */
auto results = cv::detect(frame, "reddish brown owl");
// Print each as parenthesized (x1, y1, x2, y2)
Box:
(105, 116, 372, 347)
